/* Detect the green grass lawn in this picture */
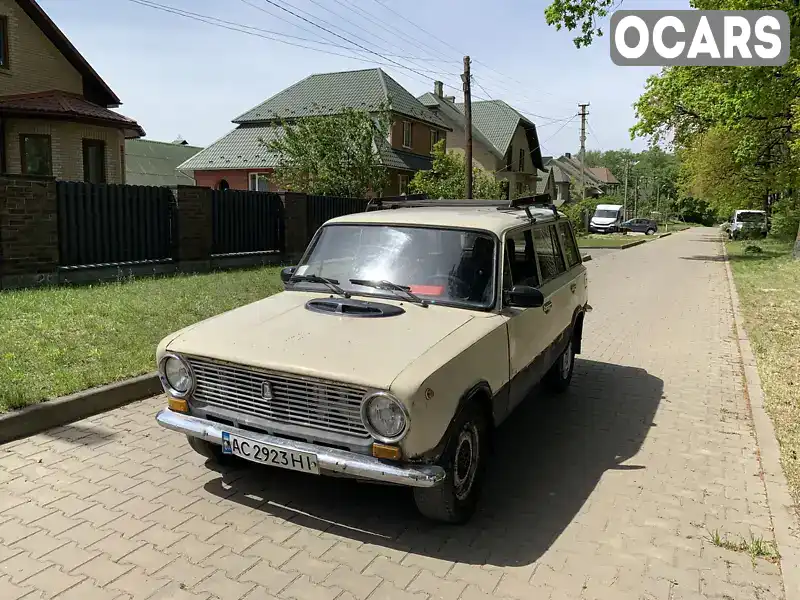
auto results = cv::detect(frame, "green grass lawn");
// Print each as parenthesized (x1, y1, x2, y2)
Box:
(0, 267, 284, 412)
(727, 239, 800, 507)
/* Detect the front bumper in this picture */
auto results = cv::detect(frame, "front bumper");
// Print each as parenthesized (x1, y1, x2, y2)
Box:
(156, 409, 445, 488)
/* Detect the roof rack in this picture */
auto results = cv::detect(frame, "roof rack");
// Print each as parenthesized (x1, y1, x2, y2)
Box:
(366, 193, 560, 222)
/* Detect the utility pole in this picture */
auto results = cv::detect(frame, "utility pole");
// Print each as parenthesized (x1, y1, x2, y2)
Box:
(623, 161, 630, 219)
(578, 103, 589, 201)
(462, 56, 473, 199)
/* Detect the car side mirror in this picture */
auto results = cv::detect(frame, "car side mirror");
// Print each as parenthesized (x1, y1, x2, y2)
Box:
(280, 266, 297, 283)
(505, 285, 545, 308)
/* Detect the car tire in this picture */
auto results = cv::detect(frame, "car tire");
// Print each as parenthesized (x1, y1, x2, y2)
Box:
(545, 337, 575, 393)
(646, 228, 655, 235)
(413, 401, 489, 524)
(187, 436, 231, 464)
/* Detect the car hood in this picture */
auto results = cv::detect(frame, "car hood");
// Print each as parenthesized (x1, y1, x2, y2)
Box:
(591, 217, 617, 225)
(165, 291, 477, 390)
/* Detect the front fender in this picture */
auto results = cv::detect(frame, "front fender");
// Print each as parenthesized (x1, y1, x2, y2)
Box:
(391, 315, 509, 460)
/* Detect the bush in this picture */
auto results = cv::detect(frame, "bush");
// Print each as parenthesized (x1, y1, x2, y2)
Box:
(769, 200, 800, 241)
(562, 198, 602, 234)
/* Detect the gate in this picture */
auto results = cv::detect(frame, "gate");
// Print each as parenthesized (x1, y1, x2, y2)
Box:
(211, 190, 284, 256)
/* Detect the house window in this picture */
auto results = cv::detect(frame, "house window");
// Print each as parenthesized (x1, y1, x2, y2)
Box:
(518, 148, 525, 172)
(430, 129, 439, 154)
(398, 174, 409, 195)
(402, 121, 412, 148)
(82, 139, 106, 183)
(248, 173, 270, 191)
(506, 146, 513, 171)
(0, 16, 8, 69)
(19, 134, 52, 176)
(515, 182, 524, 198)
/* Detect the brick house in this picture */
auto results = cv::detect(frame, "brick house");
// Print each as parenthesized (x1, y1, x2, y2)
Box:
(179, 68, 450, 195)
(0, 0, 144, 183)
(419, 82, 545, 199)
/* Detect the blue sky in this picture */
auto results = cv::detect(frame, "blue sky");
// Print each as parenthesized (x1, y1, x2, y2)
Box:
(40, 0, 688, 155)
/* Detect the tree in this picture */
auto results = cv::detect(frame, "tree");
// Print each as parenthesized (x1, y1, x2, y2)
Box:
(546, 0, 800, 250)
(265, 108, 389, 197)
(410, 141, 505, 200)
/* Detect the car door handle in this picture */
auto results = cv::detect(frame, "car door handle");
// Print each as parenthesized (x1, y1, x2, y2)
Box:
(570, 282, 577, 293)
(543, 300, 552, 314)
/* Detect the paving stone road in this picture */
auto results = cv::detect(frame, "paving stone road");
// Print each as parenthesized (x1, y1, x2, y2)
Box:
(0, 227, 786, 600)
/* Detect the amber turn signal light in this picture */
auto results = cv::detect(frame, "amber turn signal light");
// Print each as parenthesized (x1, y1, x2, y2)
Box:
(372, 443, 401, 460)
(168, 397, 189, 413)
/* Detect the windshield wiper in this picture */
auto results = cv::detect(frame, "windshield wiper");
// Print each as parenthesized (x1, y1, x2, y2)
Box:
(288, 274, 350, 298)
(349, 279, 429, 307)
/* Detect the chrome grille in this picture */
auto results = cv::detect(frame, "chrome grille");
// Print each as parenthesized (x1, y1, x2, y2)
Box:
(187, 357, 371, 438)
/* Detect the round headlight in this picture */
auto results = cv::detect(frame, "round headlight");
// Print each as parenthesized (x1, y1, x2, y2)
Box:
(361, 392, 409, 443)
(161, 354, 193, 396)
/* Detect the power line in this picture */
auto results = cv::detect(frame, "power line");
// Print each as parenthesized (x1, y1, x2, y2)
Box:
(493, 114, 579, 174)
(126, 0, 453, 71)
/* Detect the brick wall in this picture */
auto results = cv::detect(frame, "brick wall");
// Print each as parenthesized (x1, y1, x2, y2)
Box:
(194, 169, 276, 191)
(0, 0, 83, 96)
(4, 118, 126, 183)
(0, 174, 58, 279)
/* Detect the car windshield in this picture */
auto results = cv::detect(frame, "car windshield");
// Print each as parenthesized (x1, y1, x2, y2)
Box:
(293, 224, 497, 308)
(737, 211, 766, 223)
(594, 210, 619, 218)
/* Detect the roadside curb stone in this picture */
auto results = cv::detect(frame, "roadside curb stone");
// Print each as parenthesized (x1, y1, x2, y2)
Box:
(0, 372, 160, 444)
(722, 239, 800, 600)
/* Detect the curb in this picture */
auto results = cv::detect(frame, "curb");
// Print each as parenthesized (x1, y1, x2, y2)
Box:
(0, 372, 161, 445)
(578, 239, 647, 251)
(722, 240, 800, 600)
(657, 232, 673, 238)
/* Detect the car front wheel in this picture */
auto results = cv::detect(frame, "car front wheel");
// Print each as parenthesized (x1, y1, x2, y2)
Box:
(413, 402, 489, 524)
(646, 228, 655, 235)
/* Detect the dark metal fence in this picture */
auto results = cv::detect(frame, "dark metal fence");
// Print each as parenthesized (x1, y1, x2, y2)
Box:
(57, 182, 174, 268)
(307, 195, 370, 233)
(211, 190, 283, 256)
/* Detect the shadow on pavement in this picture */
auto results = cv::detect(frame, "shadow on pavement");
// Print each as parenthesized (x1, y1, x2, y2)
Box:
(203, 359, 663, 567)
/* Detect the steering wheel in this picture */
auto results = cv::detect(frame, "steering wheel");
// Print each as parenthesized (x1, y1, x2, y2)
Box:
(424, 274, 469, 296)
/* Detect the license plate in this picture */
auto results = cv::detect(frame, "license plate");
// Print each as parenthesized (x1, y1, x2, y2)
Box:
(221, 432, 320, 474)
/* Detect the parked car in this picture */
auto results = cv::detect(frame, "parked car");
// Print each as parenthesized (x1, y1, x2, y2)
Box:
(155, 199, 590, 523)
(728, 209, 769, 239)
(621, 218, 658, 235)
(589, 204, 624, 233)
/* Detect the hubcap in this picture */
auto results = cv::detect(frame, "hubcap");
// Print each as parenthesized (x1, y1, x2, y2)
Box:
(453, 424, 480, 500)
(561, 341, 573, 379)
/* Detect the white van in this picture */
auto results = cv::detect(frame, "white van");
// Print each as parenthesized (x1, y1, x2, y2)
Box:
(589, 204, 624, 234)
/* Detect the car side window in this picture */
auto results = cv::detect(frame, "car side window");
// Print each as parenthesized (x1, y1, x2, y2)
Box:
(556, 222, 580, 269)
(533, 225, 566, 283)
(504, 228, 539, 289)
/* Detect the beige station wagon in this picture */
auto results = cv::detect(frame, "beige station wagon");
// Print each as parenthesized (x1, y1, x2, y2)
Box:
(156, 198, 590, 523)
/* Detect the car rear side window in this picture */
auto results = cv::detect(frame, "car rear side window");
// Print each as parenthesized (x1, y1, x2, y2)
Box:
(533, 225, 566, 282)
(504, 229, 539, 288)
(557, 222, 580, 269)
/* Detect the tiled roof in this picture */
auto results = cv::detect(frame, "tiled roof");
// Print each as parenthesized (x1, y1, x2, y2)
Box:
(454, 99, 530, 157)
(588, 167, 620, 185)
(177, 125, 285, 170)
(418, 93, 500, 161)
(178, 124, 431, 173)
(233, 68, 448, 129)
(0, 91, 144, 136)
(535, 169, 551, 195)
(551, 165, 569, 184)
(125, 139, 203, 186)
(551, 155, 604, 189)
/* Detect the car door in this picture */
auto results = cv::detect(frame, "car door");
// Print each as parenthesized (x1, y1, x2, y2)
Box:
(532, 224, 573, 355)
(556, 220, 587, 324)
(503, 226, 551, 413)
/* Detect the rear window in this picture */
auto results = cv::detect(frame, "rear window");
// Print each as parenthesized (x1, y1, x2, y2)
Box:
(557, 222, 580, 268)
(737, 212, 765, 223)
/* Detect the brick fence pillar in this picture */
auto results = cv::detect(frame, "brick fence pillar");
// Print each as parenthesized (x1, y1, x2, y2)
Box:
(172, 185, 213, 271)
(0, 175, 59, 288)
(281, 192, 310, 261)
